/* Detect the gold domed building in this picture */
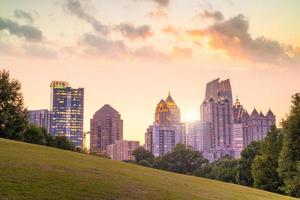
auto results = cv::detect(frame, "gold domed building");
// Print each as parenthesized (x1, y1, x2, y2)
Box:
(154, 92, 181, 125)
(145, 92, 186, 156)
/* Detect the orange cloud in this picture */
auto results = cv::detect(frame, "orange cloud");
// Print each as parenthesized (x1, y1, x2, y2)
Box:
(171, 47, 193, 59)
(186, 14, 299, 65)
(148, 9, 168, 20)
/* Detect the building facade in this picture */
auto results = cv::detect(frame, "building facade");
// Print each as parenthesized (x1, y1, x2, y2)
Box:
(200, 78, 234, 162)
(28, 109, 50, 132)
(145, 93, 186, 156)
(106, 140, 140, 161)
(50, 81, 84, 147)
(90, 104, 123, 155)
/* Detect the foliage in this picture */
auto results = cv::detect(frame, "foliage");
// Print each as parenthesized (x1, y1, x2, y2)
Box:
(0, 70, 28, 140)
(153, 144, 208, 174)
(138, 159, 152, 167)
(236, 141, 261, 186)
(204, 156, 238, 183)
(252, 126, 283, 193)
(279, 93, 300, 197)
(132, 147, 155, 164)
(23, 125, 46, 145)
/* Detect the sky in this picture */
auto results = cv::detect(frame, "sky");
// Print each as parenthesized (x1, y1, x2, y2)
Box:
(1, 0, 300, 143)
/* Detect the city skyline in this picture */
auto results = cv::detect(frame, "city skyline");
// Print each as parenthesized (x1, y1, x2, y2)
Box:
(1, 0, 300, 143)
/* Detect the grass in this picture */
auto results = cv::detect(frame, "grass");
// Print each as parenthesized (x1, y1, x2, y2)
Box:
(0, 138, 297, 200)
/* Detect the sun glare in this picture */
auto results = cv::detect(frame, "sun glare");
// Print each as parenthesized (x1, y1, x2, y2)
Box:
(183, 111, 198, 122)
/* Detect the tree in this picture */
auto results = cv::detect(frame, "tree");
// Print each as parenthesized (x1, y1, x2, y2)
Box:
(54, 136, 75, 151)
(132, 147, 155, 164)
(0, 70, 28, 140)
(153, 144, 208, 174)
(138, 160, 152, 167)
(236, 141, 261, 186)
(205, 156, 238, 183)
(252, 126, 283, 193)
(279, 93, 300, 197)
(23, 125, 46, 145)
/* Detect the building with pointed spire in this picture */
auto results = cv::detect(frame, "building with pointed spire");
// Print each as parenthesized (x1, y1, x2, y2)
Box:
(90, 104, 123, 155)
(145, 92, 186, 156)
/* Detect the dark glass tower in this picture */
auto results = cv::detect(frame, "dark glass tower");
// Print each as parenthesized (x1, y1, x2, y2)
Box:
(50, 81, 84, 147)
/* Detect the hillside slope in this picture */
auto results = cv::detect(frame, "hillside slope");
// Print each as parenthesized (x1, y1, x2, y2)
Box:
(0, 138, 297, 200)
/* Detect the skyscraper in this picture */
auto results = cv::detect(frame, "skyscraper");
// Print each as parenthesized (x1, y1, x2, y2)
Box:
(232, 97, 276, 158)
(200, 78, 234, 162)
(145, 93, 186, 156)
(50, 81, 84, 147)
(28, 109, 50, 133)
(90, 104, 123, 155)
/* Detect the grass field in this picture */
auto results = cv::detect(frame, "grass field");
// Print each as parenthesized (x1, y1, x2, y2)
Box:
(0, 138, 297, 200)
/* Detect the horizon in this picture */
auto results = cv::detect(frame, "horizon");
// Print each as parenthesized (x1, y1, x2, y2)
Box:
(1, 0, 300, 144)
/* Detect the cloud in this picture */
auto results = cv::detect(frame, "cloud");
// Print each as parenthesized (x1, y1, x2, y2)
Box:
(162, 26, 181, 37)
(134, 0, 170, 7)
(0, 17, 42, 41)
(153, 0, 169, 7)
(64, 0, 109, 35)
(171, 47, 193, 59)
(115, 23, 153, 40)
(81, 33, 128, 58)
(14, 9, 34, 24)
(187, 14, 299, 65)
(23, 44, 58, 59)
(148, 9, 168, 20)
(134, 46, 170, 61)
(199, 10, 224, 21)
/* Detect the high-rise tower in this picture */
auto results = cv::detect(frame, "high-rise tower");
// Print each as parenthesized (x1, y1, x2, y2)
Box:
(145, 93, 186, 156)
(200, 78, 234, 161)
(50, 81, 84, 147)
(90, 104, 123, 155)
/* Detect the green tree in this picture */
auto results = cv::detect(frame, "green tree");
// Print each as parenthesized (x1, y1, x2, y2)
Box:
(132, 147, 155, 164)
(206, 156, 238, 183)
(279, 93, 300, 197)
(23, 125, 46, 145)
(0, 70, 28, 140)
(54, 136, 76, 151)
(252, 126, 283, 193)
(154, 144, 208, 174)
(236, 141, 261, 186)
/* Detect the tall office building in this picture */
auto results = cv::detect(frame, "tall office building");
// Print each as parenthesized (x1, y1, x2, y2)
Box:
(232, 98, 276, 158)
(200, 78, 234, 162)
(90, 104, 123, 155)
(106, 140, 140, 161)
(145, 93, 186, 156)
(28, 109, 50, 132)
(50, 81, 84, 147)
(242, 108, 276, 147)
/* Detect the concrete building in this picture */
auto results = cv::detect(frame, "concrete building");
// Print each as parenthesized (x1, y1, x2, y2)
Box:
(200, 78, 234, 162)
(28, 109, 50, 132)
(50, 81, 84, 147)
(106, 140, 140, 161)
(145, 93, 186, 156)
(242, 108, 276, 147)
(83, 131, 90, 152)
(90, 104, 123, 155)
(232, 97, 276, 158)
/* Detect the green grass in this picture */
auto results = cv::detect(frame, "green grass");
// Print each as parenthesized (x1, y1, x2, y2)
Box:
(0, 138, 297, 200)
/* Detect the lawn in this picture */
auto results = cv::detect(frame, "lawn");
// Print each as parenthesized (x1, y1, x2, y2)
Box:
(0, 138, 297, 200)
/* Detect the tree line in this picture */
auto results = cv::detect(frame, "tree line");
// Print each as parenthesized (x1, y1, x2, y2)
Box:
(132, 93, 300, 198)
(0, 70, 76, 151)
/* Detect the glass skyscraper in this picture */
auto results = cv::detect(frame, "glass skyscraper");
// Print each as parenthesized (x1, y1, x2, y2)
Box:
(50, 81, 84, 147)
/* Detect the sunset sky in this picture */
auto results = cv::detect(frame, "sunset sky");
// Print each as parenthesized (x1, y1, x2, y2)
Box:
(1, 0, 300, 143)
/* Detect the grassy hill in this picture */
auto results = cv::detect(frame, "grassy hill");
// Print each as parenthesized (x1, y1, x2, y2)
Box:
(0, 138, 297, 200)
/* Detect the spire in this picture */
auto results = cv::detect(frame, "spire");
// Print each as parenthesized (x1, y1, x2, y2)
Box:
(234, 96, 240, 106)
